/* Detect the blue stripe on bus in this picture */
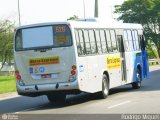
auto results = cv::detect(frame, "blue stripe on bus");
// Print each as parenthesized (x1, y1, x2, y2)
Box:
(133, 50, 150, 82)
(132, 52, 144, 82)
(142, 50, 150, 79)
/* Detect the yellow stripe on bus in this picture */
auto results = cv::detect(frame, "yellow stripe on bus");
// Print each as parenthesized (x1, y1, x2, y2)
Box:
(29, 56, 59, 66)
(106, 54, 121, 70)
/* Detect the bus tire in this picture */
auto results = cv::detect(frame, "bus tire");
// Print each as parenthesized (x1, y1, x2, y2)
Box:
(132, 68, 141, 89)
(47, 94, 66, 104)
(99, 74, 109, 99)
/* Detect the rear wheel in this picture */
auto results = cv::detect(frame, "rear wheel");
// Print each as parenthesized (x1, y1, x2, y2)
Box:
(47, 94, 66, 104)
(98, 74, 109, 99)
(132, 68, 141, 89)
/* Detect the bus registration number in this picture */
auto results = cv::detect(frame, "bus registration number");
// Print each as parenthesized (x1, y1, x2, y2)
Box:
(41, 73, 59, 79)
(41, 74, 51, 79)
(55, 26, 66, 32)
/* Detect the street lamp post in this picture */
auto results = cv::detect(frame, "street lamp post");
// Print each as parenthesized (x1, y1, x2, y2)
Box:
(94, 0, 98, 18)
(83, 0, 86, 20)
(18, 0, 21, 26)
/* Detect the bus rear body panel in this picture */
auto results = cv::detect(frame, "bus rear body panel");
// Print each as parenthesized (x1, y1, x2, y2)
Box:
(15, 47, 75, 85)
(14, 24, 79, 95)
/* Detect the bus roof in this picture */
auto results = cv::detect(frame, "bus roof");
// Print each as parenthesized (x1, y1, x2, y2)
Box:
(70, 20, 143, 30)
(16, 19, 143, 30)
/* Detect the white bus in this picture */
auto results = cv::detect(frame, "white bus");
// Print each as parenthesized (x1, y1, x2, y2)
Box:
(14, 20, 149, 103)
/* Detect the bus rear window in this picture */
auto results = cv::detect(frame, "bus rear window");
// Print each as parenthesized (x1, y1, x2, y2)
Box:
(15, 25, 72, 51)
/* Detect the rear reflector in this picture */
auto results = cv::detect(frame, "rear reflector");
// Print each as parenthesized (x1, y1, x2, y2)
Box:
(72, 65, 76, 70)
(15, 70, 19, 75)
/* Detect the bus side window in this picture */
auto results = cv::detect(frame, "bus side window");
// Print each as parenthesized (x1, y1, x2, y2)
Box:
(89, 30, 97, 54)
(78, 30, 86, 55)
(15, 30, 23, 50)
(117, 35, 124, 52)
(75, 30, 82, 55)
(124, 30, 129, 51)
(139, 35, 145, 51)
(105, 30, 112, 52)
(110, 30, 118, 52)
(83, 30, 91, 54)
(100, 30, 108, 53)
(132, 30, 137, 50)
(134, 30, 140, 50)
(127, 30, 134, 51)
(95, 30, 103, 54)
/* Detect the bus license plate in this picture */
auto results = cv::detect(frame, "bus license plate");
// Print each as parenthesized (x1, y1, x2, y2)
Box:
(41, 74, 51, 79)
(51, 73, 59, 79)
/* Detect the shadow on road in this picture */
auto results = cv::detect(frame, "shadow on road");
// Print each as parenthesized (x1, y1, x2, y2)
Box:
(0, 69, 159, 114)
(0, 96, 48, 115)
(32, 93, 100, 111)
(110, 69, 160, 94)
(26, 69, 160, 112)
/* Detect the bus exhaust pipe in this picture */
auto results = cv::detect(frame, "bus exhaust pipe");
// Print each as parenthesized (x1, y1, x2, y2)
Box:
(35, 85, 38, 91)
(56, 83, 59, 89)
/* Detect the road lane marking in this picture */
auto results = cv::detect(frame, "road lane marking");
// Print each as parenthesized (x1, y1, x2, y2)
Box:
(107, 100, 131, 109)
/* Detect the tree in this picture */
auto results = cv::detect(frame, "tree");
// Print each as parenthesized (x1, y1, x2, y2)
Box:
(115, 0, 160, 58)
(67, 15, 79, 20)
(0, 20, 15, 70)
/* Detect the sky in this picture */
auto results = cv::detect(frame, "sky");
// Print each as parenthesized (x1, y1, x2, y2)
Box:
(0, 0, 124, 26)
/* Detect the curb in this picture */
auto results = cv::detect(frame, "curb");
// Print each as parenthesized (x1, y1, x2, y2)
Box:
(0, 92, 19, 101)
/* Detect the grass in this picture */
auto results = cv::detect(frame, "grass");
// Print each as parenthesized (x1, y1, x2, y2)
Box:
(149, 62, 160, 66)
(0, 76, 16, 94)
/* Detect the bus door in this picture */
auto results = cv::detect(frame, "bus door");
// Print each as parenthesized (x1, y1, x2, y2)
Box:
(117, 35, 127, 81)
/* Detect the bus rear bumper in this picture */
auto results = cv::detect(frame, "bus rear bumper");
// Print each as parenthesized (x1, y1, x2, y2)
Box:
(16, 80, 79, 96)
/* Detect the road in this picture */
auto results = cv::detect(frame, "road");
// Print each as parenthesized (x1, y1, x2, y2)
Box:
(0, 66, 160, 115)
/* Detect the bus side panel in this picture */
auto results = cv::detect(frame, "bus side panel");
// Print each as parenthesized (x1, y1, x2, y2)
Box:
(77, 56, 102, 93)
(106, 53, 122, 88)
(77, 57, 89, 93)
(132, 51, 149, 82)
(132, 51, 143, 82)
(124, 52, 135, 84)
(77, 53, 123, 93)
(121, 51, 149, 85)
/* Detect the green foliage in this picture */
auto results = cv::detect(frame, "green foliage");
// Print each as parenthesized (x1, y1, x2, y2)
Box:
(115, 0, 160, 58)
(146, 40, 158, 58)
(0, 20, 15, 70)
(0, 76, 16, 94)
(67, 15, 79, 20)
(147, 49, 158, 59)
(115, 0, 155, 23)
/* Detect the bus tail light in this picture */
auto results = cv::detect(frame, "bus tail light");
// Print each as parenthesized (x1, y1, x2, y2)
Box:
(15, 70, 25, 85)
(71, 70, 76, 76)
(69, 65, 77, 81)
(71, 65, 76, 76)
(16, 75, 21, 80)
(15, 70, 21, 80)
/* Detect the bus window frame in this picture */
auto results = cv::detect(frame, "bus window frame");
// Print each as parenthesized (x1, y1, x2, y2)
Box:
(15, 24, 73, 52)
(75, 28, 120, 57)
